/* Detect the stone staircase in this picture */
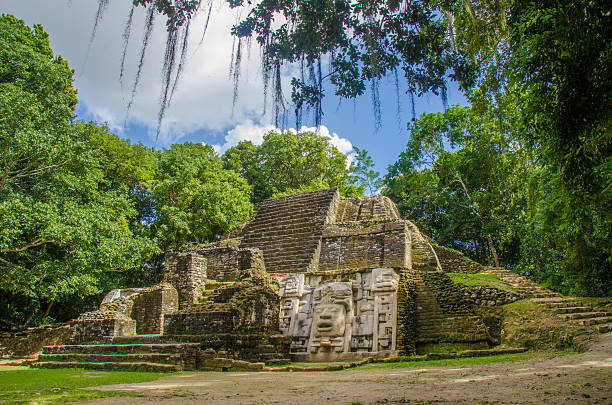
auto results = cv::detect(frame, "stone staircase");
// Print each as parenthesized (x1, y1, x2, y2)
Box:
(484, 267, 559, 299)
(240, 188, 337, 273)
(29, 343, 200, 372)
(485, 267, 612, 333)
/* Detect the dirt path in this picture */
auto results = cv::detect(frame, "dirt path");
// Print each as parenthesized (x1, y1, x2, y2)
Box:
(86, 334, 612, 404)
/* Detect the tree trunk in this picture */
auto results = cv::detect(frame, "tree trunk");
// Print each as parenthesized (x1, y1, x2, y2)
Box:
(454, 173, 500, 267)
(485, 233, 500, 267)
(41, 300, 54, 321)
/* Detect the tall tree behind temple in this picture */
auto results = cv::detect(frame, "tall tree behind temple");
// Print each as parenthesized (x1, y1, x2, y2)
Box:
(222, 131, 364, 204)
(153, 143, 253, 251)
(0, 15, 157, 327)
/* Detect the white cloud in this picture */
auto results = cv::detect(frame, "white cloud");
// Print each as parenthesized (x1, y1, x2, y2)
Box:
(4, 0, 286, 146)
(213, 123, 354, 165)
(212, 119, 276, 154)
(297, 125, 353, 154)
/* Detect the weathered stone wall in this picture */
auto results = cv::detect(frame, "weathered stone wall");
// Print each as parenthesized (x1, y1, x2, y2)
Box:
(194, 246, 265, 281)
(404, 221, 441, 271)
(0, 324, 73, 358)
(70, 311, 136, 344)
(164, 252, 207, 309)
(318, 222, 409, 271)
(131, 283, 179, 334)
(335, 195, 400, 222)
(403, 270, 489, 354)
(461, 286, 519, 306)
(433, 244, 483, 273)
(165, 282, 280, 336)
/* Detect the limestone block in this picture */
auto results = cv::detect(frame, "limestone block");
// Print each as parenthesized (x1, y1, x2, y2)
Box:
(164, 252, 207, 309)
(70, 311, 136, 343)
(131, 283, 179, 334)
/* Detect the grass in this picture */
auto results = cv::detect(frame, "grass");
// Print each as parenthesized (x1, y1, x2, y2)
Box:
(0, 365, 168, 404)
(354, 351, 546, 370)
(501, 299, 594, 351)
(575, 297, 612, 310)
(447, 272, 518, 294)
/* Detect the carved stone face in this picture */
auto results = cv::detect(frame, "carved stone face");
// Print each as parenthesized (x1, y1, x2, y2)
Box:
(313, 302, 346, 337)
(311, 282, 352, 338)
(372, 268, 399, 292)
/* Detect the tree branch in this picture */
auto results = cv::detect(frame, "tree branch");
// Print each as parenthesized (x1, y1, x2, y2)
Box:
(1, 239, 51, 253)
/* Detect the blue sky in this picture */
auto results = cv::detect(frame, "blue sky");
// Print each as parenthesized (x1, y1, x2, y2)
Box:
(3, 0, 467, 177)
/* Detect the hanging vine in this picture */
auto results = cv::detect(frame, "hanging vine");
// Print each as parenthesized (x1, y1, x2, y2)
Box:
(119, 4, 135, 88)
(83, 0, 480, 139)
(82, 0, 111, 71)
(125, 4, 156, 120)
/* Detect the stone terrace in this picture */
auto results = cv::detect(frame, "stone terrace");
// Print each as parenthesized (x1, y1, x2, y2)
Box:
(240, 188, 338, 273)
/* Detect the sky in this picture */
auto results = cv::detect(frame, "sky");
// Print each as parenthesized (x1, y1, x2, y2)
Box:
(2, 0, 467, 176)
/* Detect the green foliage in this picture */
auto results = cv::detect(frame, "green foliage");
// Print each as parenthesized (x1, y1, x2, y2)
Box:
(349, 146, 382, 195)
(502, 300, 593, 352)
(384, 104, 526, 266)
(0, 366, 166, 404)
(446, 273, 517, 295)
(507, 0, 612, 296)
(154, 143, 253, 250)
(0, 16, 158, 327)
(357, 351, 540, 370)
(222, 131, 364, 204)
(133, 1, 478, 126)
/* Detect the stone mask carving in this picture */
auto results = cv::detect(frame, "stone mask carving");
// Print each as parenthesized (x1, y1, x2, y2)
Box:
(311, 282, 352, 338)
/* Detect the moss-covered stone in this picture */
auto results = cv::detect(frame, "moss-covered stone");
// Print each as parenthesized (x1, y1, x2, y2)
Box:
(396, 269, 418, 355)
(419, 271, 475, 315)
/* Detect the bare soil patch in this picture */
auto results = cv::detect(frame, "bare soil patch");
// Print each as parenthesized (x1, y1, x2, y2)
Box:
(84, 334, 612, 405)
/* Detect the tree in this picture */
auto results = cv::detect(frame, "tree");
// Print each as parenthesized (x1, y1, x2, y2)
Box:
(91, 0, 480, 132)
(0, 15, 157, 327)
(349, 146, 382, 195)
(222, 130, 364, 204)
(153, 143, 253, 250)
(384, 105, 530, 267)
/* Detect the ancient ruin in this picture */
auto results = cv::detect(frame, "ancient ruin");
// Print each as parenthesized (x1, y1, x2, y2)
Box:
(25, 188, 509, 370)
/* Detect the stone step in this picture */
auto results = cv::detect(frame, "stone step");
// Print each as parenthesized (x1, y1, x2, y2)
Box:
(30, 361, 180, 372)
(265, 358, 291, 365)
(38, 353, 182, 365)
(259, 193, 333, 208)
(250, 207, 329, 223)
(530, 292, 560, 298)
(112, 335, 165, 344)
(260, 244, 320, 255)
(554, 306, 593, 314)
(265, 258, 314, 268)
(543, 301, 582, 309)
(533, 298, 583, 305)
(258, 195, 333, 207)
(42, 343, 200, 355)
(257, 352, 285, 360)
(243, 220, 320, 233)
(597, 323, 612, 333)
(561, 311, 612, 320)
(242, 233, 319, 245)
(579, 316, 612, 326)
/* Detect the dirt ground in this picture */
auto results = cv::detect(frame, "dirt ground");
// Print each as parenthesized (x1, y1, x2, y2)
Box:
(86, 334, 612, 405)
